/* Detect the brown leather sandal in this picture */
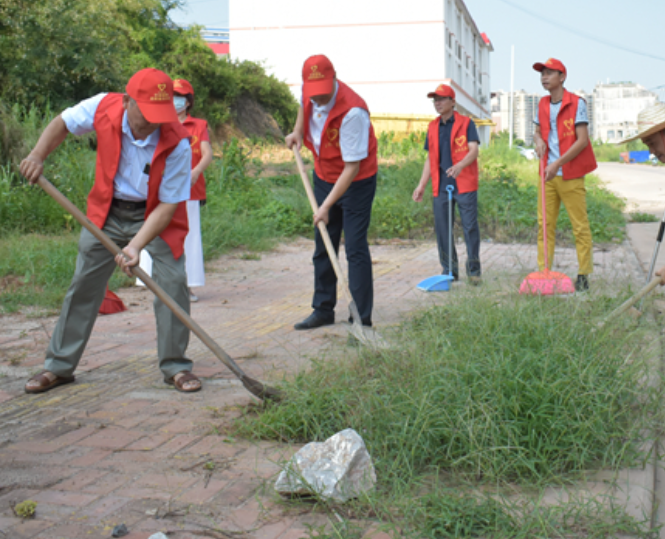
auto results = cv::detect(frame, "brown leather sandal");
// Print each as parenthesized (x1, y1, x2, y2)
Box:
(164, 371, 202, 393)
(25, 370, 75, 394)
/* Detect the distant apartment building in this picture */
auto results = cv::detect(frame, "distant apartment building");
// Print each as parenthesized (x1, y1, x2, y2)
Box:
(593, 82, 658, 142)
(491, 90, 539, 146)
(230, 0, 494, 144)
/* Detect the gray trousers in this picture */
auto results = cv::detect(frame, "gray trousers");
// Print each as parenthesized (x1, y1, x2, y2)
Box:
(433, 190, 481, 277)
(44, 205, 192, 379)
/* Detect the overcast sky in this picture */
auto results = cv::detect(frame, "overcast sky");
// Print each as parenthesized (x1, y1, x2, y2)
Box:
(171, 0, 664, 97)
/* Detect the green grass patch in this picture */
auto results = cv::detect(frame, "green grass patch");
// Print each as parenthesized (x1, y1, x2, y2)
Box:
(630, 211, 659, 223)
(237, 290, 661, 537)
(0, 232, 132, 313)
(593, 140, 648, 163)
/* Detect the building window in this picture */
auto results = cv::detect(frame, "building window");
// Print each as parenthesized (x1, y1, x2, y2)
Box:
(456, 43, 461, 59)
(465, 56, 469, 69)
(448, 31, 454, 49)
(608, 130, 615, 140)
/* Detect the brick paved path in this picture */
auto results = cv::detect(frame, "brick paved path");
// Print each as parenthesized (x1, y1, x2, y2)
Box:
(0, 239, 645, 538)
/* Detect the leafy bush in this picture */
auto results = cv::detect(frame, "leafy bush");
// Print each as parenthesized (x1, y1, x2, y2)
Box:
(0, 0, 297, 132)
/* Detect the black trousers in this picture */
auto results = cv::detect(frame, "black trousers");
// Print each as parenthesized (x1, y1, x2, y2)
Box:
(312, 171, 376, 324)
(433, 189, 481, 277)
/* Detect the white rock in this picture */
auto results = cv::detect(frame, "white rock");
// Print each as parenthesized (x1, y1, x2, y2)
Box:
(148, 533, 168, 539)
(275, 428, 376, 502)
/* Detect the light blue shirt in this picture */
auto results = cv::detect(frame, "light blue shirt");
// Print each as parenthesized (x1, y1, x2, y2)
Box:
(61, 93, 191, 203)
(534, 97, 588, 176)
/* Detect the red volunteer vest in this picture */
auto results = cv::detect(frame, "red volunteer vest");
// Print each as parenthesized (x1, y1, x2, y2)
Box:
(538, 90, 597, 180)
(89, 93, 190, 259)
(427, 111, 479, 196)
(183, 115, 209, 201)
(303, 81, 378, 183)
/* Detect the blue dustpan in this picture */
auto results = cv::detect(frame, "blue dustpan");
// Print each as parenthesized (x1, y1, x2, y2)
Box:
(417, 274, 454, 292)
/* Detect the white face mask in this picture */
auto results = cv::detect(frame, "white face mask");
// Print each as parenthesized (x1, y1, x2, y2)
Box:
(173, 96, 187, 113)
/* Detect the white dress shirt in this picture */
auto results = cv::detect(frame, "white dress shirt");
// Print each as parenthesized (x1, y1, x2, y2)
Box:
(61, 93, 191, 203)
(304, 82, 371, 162)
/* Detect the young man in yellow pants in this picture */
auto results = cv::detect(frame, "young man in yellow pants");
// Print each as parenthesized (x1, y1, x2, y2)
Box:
(532, 58, 597, 291)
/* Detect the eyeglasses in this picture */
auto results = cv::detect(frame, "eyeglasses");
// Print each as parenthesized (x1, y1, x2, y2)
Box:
(433, 96, 452, 102)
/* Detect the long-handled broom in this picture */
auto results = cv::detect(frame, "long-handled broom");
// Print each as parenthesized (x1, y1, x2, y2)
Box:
(519, 161, 575, 295)
(36, 175, 282, 402)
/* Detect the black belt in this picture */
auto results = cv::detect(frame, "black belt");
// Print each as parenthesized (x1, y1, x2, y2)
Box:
(111, 198, 147, 211)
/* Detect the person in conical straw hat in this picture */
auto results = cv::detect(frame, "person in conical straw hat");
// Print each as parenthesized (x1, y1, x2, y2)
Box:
(618, 102, 665, 284)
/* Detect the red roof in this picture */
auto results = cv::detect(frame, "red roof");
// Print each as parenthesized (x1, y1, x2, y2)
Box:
(480, 32, 491, 46)
(207, 43, 229, 55)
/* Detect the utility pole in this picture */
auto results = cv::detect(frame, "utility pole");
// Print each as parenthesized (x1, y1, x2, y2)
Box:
(509, 45, 515, 148)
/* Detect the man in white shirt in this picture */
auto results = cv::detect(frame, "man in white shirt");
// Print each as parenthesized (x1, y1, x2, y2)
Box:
(19, 68, 201, 394)
(286, 55, 378, 330)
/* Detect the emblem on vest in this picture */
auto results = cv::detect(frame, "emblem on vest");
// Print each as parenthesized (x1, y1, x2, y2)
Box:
(151, 83, 170, 102)
(561, 118, 575, 139)
(454, 135, 468, 153)
(324, 128, 340, 148)
(308, 65, 325, 81)
(192, 135, 200, 154)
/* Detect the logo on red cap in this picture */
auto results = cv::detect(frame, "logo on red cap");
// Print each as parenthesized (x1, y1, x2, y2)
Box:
(309, 65, 325, 81)
(151, 84, 170, 102)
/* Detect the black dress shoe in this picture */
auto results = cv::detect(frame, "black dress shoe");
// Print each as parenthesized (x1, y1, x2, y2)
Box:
(294, 311, 335, 330)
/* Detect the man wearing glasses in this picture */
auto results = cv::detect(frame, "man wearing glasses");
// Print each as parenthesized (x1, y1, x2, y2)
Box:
(413, 84, 481, 285)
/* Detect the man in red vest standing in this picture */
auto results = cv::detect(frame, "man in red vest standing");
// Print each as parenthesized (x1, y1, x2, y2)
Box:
(19, 68, 202, 393)
(532, 58, 597, 292)
(286, 55, 378, 330)
(413, 84, 481, 285)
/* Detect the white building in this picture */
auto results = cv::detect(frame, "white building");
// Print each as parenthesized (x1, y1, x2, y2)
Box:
(230, 0, 493, 143)
(491, 90, 540, 146)
(593, 82, 657, 142)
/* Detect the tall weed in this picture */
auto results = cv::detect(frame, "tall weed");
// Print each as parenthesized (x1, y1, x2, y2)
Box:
(237, 290, 661, 537)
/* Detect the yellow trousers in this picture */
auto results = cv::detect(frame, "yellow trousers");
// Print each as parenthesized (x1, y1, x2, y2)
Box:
(537, 176, 593, 275)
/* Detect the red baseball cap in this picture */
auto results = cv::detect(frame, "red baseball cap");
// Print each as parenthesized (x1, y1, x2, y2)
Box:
(302, 55, 335, 97)
(125, 68, 179, 124)
(173, 78, 194, 96)
(533, 58, 567, 75)
(427, 83, 456, 99)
